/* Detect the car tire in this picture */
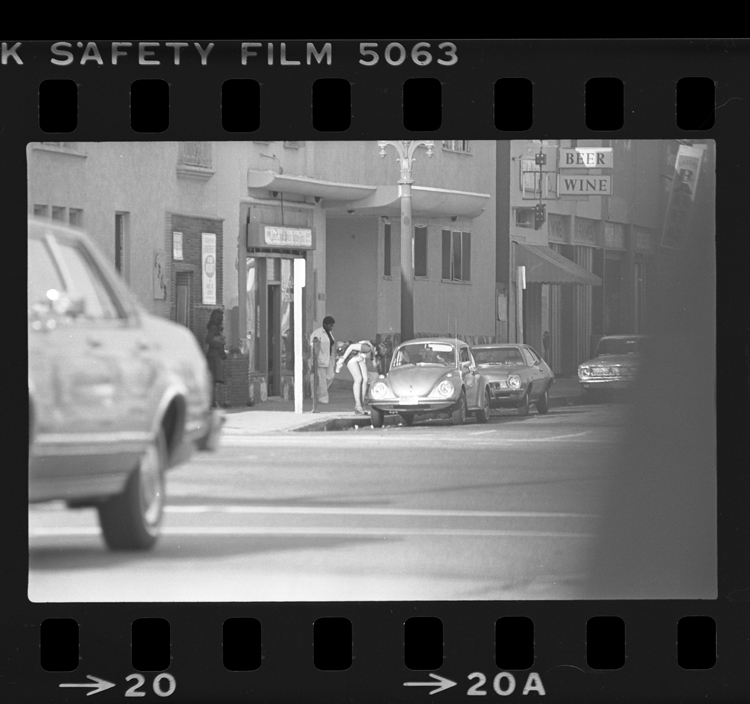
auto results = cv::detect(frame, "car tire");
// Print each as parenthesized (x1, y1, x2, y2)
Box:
(451, 391, 467, 426)
(517, 391, 530, 417)
(475, 390, 491, 424)
(401, 413, 415, 426)
(536, 388, 550, 415)
(97, 428, 167, 551)
(371, 407, 384, 428)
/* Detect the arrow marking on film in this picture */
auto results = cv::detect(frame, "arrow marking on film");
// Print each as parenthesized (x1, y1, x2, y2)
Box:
(404, 673, 457, 695)
(59, 675, 116, 696)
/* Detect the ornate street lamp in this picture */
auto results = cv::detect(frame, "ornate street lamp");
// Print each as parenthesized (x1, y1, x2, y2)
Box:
(377, 140, 434, 342)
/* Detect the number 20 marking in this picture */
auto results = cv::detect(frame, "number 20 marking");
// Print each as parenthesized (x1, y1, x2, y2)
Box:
(467, 672, 546, 697)
(125, 673, 177, 697)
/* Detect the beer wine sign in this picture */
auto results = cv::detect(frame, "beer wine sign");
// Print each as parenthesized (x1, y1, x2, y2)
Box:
(558, 147, 613, 196)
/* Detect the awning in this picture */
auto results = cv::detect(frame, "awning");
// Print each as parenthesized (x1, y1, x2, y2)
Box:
(246, 170, 490, 219)
(514, 243, 602, 286)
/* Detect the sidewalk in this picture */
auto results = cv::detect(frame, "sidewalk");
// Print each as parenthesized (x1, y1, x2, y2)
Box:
(220, 375, 583, 436)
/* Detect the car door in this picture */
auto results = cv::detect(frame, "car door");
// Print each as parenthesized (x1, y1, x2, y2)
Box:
(459, 344, 480, 407)
(51, 232, 158, 445)
(521, 346, 546, 400)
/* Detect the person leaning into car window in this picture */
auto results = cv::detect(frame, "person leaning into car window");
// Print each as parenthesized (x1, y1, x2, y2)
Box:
(205, 308, 228, 408)
(336, 340, 375, 415)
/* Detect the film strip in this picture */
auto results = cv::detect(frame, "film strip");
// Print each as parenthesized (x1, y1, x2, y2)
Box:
(5, 38, 748, 703)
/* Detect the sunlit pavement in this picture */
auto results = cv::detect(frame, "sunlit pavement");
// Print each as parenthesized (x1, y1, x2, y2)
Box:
(29, 404, 631, 602)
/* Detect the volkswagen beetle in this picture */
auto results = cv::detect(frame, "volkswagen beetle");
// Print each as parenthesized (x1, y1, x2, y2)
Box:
(367, 338, 491, 427)
(28, 218, 223, 551)
(471, 343, 555, 415)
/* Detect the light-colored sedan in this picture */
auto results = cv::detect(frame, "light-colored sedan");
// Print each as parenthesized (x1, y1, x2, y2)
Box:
(577, 335, 646, 398)
(471, 344, 555, 415)
(28, 218, 222, 550)
(367, 338, 491, 427)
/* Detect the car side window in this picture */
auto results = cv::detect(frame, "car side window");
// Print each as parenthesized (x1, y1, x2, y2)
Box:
(28, 237, 65, 309)
(521, 348, 536, 366)
(527, 348, 541, 365)
(460, 347, 470, 363)
(55, 242, 123, 320)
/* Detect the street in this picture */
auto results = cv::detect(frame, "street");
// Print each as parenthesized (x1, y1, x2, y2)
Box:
(29, 403, 630, 602)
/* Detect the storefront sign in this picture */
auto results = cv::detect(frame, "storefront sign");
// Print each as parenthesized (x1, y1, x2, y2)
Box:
(560, 147, 613, 169)
(264, 226, 312, 248)
(201, 233, 217, 305)
(559, 175, 612, 195)
(173, 232, 183, 260)
(548, 214, 567, 241)
(604, 222, 626, 249)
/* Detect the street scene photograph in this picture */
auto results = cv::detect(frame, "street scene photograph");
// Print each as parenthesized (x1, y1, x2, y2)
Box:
(27, 139, 716, 602)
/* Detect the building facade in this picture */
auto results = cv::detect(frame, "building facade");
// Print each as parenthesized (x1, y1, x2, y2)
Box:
(28, 140, 497, 405)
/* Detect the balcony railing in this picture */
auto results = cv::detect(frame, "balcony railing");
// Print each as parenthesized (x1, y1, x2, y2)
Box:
(178, 142, 212, 168)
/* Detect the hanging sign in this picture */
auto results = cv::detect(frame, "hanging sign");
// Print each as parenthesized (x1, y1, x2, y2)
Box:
(559, 175, 612, 195)
(560, 147, 613, 169)
(201, 233, 217, 305)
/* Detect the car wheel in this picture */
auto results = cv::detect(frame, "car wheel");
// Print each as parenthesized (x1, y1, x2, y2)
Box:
(475, 390, 491, 424)
(517, 391, 530, 417)
(451, 391, 467, 426)
(401, 413, 415, 426)
(371, 407, 384, 428)
(97, 428, 167, 551)
(536, 388, 550, 415)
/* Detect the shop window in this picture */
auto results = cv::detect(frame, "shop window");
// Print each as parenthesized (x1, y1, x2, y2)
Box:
(414, 226, 428, 277)
(441, 230, 471, 282)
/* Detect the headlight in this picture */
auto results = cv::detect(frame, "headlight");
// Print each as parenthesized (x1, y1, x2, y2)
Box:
(370, 382, 388, 399)
(578, 366, 591, 378)
(437, 380, 454, 398)
(508, 374, 522, 389)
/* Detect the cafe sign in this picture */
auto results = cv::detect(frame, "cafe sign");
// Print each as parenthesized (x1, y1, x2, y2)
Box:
(265, 226, 312, 248)
(560, 147, 613, 169)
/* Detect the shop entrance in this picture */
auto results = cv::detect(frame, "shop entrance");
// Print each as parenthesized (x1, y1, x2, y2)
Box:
(246, 253, 304, 398)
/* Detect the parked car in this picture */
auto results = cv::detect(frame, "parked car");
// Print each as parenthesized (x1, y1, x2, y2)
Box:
(471, 343, 555, 415)
(28, 218, 223, 550)
(367, 338, 491, 427)
(577, 335, 646, 398)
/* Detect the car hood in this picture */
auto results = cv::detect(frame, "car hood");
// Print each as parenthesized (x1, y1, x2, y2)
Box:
(476, 364, 525, 379)
(387, 365, 456, 396)
(582, 354, 641, 367)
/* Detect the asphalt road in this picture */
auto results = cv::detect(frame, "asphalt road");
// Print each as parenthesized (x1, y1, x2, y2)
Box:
(28, 403, 631, 602)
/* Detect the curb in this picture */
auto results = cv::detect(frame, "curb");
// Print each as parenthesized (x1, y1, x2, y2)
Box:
(293, 395, 583, 432)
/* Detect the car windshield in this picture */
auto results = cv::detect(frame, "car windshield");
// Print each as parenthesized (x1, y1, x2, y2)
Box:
(473, 347, 525, 365)
(595, 337, 642, 356)
(392, 343, 456, 367)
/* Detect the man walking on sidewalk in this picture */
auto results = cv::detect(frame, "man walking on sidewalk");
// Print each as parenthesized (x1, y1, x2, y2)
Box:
(310, 316, 336, 404)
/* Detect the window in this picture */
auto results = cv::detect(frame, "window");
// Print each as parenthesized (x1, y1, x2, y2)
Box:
(178, 141, 212, 168)
(514, 208, 535, 228)
(441, 230, 471, 282)
(459, 347, 471, 364)
(414, 226, 428, 277)
(383, 222, 391, 277)
(442, 140, 471, 153)
(33, 204, 48, 219)
(51, 206, 66, 222)
(68, 209, 83, 228)
(56, 242, 122, 320)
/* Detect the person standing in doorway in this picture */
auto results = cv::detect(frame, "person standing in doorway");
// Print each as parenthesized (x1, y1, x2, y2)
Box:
(205, 308, 228, 408)
(336, 340, 374, 414)
(310, 316, 336, 404)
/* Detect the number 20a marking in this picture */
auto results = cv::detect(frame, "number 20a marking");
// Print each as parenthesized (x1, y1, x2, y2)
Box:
(467, 672, 546, 697)
(125, 673, 177, 697)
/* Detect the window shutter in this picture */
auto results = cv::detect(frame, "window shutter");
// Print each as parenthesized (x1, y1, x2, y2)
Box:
(442, 230, 451, 279)
(414, 226, 428, 277)
(462, 232, 471, 282)
(452, 231, 462, 281)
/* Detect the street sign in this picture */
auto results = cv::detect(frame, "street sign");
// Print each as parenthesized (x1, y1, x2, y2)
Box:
(558, 175, 612, 195)
(560, 147, 613, 168)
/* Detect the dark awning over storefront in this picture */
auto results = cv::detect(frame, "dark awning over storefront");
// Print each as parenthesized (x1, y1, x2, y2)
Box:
(514, 243, 602, 286)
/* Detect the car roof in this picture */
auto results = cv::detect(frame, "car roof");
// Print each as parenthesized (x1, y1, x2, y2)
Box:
(398, 337, 466, 347)
(471, 343, 525, 349)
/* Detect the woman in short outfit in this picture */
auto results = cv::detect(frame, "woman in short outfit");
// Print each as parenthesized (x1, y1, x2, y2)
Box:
(336, 340, 374, 414)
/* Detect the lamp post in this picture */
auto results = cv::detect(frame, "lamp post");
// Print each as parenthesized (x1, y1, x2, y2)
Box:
(378, 140, 434, 342)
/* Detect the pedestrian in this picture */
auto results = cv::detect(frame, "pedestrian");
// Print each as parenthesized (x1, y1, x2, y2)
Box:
(309, 316, 336, 404)
(205, 308, 228, 408)
(336, 340, 375, 414)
